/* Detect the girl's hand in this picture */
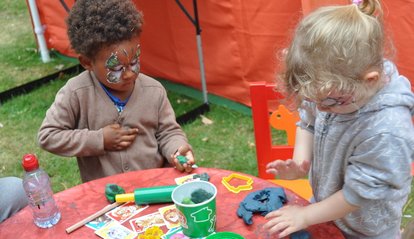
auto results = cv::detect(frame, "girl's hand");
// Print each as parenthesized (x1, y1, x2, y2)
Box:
(171, 144, 195, 173)
(103, 124, 139, 151)
(263, 205, 309, 238)
(266, 159, 310, 180)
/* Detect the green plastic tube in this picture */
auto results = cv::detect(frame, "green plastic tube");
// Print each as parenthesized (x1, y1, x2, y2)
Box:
(115, 185, 177, 204)
(134, 185, 177, 204)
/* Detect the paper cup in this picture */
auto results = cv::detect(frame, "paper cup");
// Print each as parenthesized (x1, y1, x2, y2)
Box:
(171, 181, 217, 238)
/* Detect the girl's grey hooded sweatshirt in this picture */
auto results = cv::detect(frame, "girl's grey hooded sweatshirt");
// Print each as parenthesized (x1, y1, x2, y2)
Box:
(298, 61, 414, 238)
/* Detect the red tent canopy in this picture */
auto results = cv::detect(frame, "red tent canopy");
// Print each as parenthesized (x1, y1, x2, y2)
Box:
(30, 0, 414, 106)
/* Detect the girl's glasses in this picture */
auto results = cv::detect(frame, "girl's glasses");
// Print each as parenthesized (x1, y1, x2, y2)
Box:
(317, 95, 354, 107)
(307, 95, 354, 107)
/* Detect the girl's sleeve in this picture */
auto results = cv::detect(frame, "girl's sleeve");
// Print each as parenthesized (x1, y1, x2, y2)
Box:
(37, 85, 105, 157)
(297, 101, 316, 134)
(343, 133, 412, 207)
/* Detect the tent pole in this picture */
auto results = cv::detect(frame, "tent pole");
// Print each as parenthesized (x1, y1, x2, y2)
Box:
(27, 0, 50, 63)
(175, 0, 209, 104)
(192, 0, 208, 104)
(173, 0, 210, 125)
(196, 35, 208, 104)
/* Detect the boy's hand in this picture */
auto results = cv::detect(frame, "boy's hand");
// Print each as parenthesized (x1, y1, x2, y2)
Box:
(171, 144, 195, 173)
(103, 124, 139, 151)
(266, 159, 310, 180)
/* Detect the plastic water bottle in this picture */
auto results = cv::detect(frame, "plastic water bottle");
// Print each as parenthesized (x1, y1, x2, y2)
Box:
(22, 154, 61, 228)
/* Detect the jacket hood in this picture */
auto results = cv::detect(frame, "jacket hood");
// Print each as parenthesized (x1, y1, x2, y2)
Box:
(359, 60, 414, 116)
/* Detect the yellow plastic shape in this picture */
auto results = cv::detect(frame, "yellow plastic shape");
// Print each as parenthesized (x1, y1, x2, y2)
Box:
(221, 173, 253, 193)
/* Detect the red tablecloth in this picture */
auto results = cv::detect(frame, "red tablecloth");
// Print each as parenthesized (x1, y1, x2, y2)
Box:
(0, 167, 344, 238)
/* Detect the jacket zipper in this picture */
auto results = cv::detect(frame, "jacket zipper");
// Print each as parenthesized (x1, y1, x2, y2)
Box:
(314, 113, 331, 198)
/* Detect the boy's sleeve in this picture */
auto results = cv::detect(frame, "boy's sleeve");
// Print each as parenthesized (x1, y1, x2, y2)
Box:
(154, 87, 189, 164)
(38, 85, 105, 157)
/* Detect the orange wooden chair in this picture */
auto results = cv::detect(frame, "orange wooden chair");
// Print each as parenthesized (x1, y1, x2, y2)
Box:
(250, 81, 313, 200)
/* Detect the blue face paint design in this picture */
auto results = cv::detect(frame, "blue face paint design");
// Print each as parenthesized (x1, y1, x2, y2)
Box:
(105, 45, 141, 84)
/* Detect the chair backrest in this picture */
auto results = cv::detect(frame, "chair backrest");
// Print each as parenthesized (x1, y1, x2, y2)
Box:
(251, 83, 414, 179)
(250, 81, 299, 179)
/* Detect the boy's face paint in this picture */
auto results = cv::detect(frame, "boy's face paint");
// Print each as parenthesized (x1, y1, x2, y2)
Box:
(105, 53, 122, 83)
(84, 35, 141, 99)
(105, 44, 141, 84)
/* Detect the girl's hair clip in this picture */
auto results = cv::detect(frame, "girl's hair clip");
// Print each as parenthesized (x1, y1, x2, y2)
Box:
(352, 0, 363, 5)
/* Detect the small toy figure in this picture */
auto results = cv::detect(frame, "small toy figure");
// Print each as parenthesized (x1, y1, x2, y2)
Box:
(172, 145, 197, 170)
(177, 155, 188, 165)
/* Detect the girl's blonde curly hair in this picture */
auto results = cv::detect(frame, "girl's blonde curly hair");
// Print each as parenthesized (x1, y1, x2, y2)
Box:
(278, 0, 393, 109)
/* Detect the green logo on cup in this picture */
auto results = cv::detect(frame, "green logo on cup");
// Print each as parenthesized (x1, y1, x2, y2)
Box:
(172, 181, 217, 238)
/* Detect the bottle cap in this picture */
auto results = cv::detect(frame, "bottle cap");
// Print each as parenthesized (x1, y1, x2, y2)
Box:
(22, 154, 39, 172)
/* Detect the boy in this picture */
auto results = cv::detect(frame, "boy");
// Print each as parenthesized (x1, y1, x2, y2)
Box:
(38, 0, 195, 182)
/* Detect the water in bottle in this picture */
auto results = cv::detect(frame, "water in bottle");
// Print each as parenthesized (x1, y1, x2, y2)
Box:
(22, 154, 61, 228)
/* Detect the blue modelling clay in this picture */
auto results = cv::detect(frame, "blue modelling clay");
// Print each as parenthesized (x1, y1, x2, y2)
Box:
(290, 230, 311, 239)
(237, 187, 287, 225)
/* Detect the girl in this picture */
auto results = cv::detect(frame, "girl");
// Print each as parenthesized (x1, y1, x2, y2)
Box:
(264, 0, 414, 238)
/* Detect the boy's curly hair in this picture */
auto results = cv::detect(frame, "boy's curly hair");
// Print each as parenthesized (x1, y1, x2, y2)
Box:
(66, 0, 143, 59)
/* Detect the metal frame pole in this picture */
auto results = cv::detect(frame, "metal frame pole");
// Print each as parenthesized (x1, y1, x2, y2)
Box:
(175, 0, 208, 104)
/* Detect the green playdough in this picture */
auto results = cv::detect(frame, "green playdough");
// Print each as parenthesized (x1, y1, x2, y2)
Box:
(193, 173, 210, 181)
(182, 197, 195, 204)
(105, 184, 125, 203)
(177, 155, 188, 164)
(181, 188, 213, 204)
(191, 188, 213, 203)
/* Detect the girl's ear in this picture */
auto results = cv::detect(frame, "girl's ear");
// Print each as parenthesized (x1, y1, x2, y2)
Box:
(363, 70, 380, 82)
(78, 55, 93, 71)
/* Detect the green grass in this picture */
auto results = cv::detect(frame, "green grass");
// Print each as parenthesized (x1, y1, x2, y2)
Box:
(0, 0, 413, 231)
(0, 76, 81, 191)
(0, 0, 76, 92)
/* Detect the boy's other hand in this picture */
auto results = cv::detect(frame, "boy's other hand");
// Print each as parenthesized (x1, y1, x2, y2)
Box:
(171, 144, 195, 173)
(103, 124, 139, 151)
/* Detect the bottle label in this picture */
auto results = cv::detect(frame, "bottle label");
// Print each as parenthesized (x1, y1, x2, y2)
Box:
(27, 190, 54, 209)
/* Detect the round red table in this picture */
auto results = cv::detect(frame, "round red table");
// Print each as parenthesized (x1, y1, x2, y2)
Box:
(0, 167, 344, 238)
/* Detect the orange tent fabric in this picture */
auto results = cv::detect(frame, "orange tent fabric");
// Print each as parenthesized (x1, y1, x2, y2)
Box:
(29, 0, 414, 106)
